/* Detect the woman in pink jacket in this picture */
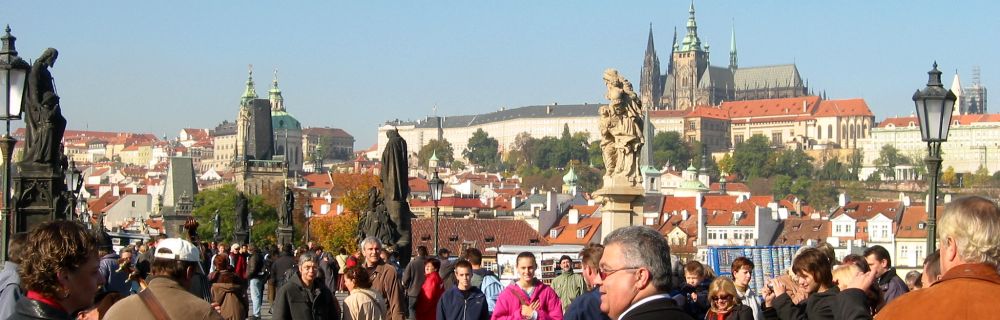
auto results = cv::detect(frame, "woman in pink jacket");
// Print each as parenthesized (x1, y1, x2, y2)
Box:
(491, 252, 563, 320)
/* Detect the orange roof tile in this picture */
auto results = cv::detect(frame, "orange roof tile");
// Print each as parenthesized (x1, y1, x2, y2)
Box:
(722, 96, 821, 118)
(775, 218, 830, 245)
(895, 205, 940, 239)
(547, 215, 601, 245)
(813, 99, 873, 117)
(410, 218, 547, 255)
(685, 106, 731, 120)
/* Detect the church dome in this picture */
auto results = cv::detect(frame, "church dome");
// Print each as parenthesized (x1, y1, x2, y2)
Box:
(271, 110, 301, 131)
(563, 167, 579, 186)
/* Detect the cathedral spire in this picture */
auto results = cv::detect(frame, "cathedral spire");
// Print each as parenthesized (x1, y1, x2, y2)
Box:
(242, 65, 257, 105)
(269, 68, 285, 111)
(729, 19, 738, 70)
(641, 23, 662, 110)
(680, 0, 703, 52)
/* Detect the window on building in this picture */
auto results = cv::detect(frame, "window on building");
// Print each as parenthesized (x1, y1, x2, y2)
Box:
(772, 132, 783, 146)
(734, 135, 744, 145)
(901, 245, 908, 260)
(915, 246, 924, 265)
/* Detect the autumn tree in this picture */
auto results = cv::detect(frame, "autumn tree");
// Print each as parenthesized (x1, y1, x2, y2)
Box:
(941, 166, 957, 186)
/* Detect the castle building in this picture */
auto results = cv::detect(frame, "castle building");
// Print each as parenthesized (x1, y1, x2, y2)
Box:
(232, 67, 287, 194)
(641, 3, 809, 111)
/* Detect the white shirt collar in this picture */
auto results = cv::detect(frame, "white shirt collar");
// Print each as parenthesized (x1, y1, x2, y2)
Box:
(617, 293, 672, 320)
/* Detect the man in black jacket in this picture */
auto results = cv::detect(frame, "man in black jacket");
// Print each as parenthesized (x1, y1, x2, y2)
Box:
(245, 244, 265, 320)
(863, 245, 908, 310)
(401, 246, 429, 320)
(272, 253, 339, 320)
(270, 244, 296, 298)
(593, 226, 692, 320)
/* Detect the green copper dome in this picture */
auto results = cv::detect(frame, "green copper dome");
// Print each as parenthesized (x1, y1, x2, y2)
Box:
(563, 167, 579, 186)
(271, 110, 301, 130)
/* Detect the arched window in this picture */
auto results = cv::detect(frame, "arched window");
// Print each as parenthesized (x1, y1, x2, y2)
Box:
(828, 125, 833, 139)
(817, 127, 822, 140)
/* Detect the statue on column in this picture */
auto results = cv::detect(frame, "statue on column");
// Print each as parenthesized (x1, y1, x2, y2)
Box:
(235, 192, 249, 232)
(600, 69, 644, 187)
(213, 209, 221, 242)
(357, 129, 414, 267)
(281, 186, 294, 228)
(22, 48, 67, 167)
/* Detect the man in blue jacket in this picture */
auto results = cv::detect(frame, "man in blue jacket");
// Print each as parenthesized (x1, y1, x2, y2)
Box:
(437, 260, 488, 320)
(564, 243, 610, 320)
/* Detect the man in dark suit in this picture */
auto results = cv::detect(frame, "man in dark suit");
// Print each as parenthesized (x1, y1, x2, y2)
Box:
(594, 226, 693, 320)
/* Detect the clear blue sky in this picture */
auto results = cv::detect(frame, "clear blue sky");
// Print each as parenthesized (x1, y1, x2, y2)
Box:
(5, 1, 998, 148)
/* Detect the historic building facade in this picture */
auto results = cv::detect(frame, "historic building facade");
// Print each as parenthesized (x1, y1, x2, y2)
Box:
(641, 3, 810, 111)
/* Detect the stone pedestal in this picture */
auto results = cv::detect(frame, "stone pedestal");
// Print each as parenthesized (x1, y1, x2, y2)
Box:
(594, 176, 644, 243)
(234, 230, 250, 245)
(12, 163, 68, 233)
(276, 227, 294, 247)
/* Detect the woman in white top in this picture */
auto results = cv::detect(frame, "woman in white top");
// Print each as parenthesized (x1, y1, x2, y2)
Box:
(343, 265, 387, 320)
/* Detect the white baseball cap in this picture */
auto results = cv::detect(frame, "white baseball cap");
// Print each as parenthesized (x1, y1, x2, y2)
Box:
(153, 238, 201, 262)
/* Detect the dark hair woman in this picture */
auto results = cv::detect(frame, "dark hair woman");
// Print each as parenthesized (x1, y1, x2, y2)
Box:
(768, 248, 839, 320)
(210, 253, 247, 320)
(11, 220, 102, 320)
(343, 265, 386, 320)
(491, 252, 562, 320)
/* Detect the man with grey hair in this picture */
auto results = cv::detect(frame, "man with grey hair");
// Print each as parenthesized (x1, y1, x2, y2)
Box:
(593, 226, 692, 320)
(877, 196, 1000, 319)
(361, 237, 406, 320)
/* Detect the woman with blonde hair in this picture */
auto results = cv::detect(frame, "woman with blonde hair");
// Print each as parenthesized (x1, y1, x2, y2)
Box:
(705, 277, 753, 320)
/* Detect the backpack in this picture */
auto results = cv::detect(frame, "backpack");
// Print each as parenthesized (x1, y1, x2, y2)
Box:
(478, 273, 503, 313)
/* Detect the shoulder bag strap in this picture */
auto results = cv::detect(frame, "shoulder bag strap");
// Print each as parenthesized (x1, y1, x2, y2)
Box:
(138, 289, 173, 320)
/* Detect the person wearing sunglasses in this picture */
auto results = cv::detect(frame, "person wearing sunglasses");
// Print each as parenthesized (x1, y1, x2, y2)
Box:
(593, 226, 692, 320)
(705, 278, 752, 320)
(491, 252, 562, 320)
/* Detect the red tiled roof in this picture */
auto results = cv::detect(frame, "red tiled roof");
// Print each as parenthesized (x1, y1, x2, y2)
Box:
(547, 215, 601, 245)
(410, 218, 547, 255)
(649, 110, 690, 118)
(685, 106, 731, 120)
(409, 177, 429, 193)
(302, 172, 333, 190)
(722, 96, 821, 118)
(410, 197, 486, 209)
(181, 128, 210, 141)
(878, 113, 1000, 129)
(895, 205, 940, 239)
(813, 99, 874, 117)
(710, 182, 750, 193)
(775, 218, 830, 245)
(831, 201, 902, 221)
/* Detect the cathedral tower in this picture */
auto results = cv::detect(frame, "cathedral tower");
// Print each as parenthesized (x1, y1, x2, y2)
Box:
(640, 24, 662, 110)
(672, 1, 710, 110)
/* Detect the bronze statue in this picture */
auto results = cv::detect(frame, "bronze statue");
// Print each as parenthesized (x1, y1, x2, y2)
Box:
(235, 192, 249, 233)
(213, 209, 221, 242)
(281, 186, 294, 227)
(357, 129, 414, 267)
(22, 48, 67, 166)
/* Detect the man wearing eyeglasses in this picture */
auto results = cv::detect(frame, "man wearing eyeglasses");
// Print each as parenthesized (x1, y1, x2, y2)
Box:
(593, 226, 693, 320)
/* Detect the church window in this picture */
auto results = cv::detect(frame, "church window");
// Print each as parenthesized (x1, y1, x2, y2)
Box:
(828, 125, 833, 139)
(817, 127, 822, 140)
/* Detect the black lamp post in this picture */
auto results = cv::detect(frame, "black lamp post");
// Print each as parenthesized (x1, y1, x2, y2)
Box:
(66, 159, 82, 219)
(78, 196, 89, 228)
(913, 62, 957, 253)
(427, 168, 444, 254)
(0, 26, 29, 263)
(304, 201, 313, 243)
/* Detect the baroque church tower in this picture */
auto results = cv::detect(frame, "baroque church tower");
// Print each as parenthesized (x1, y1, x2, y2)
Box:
(236, 66, 257, 161)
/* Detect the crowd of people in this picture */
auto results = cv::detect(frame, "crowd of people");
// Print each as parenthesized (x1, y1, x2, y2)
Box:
(0, 195, 997, 320)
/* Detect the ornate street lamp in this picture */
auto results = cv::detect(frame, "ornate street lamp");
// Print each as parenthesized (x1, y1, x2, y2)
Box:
(913, 62, 957, 253)
(66, 159, 83, 218)
(0, 26, 30, 263)
(304, 201, 313, 243)
(427, 168, 444, 253)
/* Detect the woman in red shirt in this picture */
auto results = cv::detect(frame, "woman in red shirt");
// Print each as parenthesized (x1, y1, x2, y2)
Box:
(416, 258, 444, 320)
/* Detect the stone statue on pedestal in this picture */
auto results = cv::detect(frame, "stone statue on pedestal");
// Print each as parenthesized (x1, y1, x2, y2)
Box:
(234, 192, 250, 244)
(600, 68, 644, 187)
